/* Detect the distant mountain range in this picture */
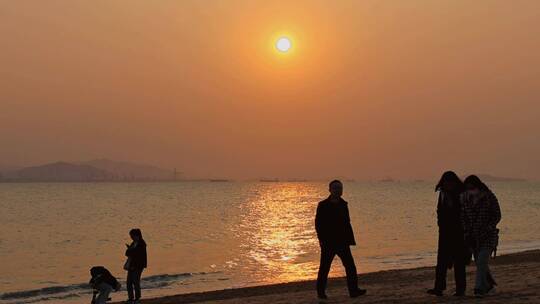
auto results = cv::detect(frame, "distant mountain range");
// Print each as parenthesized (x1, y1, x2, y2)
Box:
(0, 159, 176, 182)
(0, 162, 528, 183)
(79, 159, 175, 180)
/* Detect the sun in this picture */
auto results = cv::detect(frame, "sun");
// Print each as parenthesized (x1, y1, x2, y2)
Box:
(276, 37, 292, 52)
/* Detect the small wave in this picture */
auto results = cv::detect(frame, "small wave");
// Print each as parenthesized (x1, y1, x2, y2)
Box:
(0, 271, 222, 303)
(14, 292, 82, 304)
(0, 283, 89, 300)
(144, 272, 197, 282)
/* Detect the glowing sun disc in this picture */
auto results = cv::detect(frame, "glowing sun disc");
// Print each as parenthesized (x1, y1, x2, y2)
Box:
(276, 37, 292, 52)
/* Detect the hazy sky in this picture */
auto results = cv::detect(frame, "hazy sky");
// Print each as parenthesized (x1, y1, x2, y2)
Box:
(1, 1, 539, 180)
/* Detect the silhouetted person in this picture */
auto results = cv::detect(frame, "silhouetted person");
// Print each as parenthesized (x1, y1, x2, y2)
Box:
(461, 175, 501, 297)
(427, 171, 468, 297)
(89, 266, 121, 304)
(315, 180, 366, 299)
(124, 228, 147, 304)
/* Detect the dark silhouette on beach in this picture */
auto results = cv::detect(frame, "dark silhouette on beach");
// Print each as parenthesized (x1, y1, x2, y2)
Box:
(124, 228, 147, 304)
(89, 266, 120, 304)
(315, 180, 366, 299)
(80, 175, 505, 302)
(461, 175, 501, 297)
(427, 171, 469, 297)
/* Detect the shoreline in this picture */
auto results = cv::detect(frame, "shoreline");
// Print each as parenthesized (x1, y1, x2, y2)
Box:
(124, 249, 540, 304)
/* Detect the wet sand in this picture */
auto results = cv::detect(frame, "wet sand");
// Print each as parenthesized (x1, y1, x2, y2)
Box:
(124, 250, 540, 304)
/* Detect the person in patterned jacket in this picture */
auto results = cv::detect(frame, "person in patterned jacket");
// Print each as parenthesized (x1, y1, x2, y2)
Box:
(460, 175, 501, 297)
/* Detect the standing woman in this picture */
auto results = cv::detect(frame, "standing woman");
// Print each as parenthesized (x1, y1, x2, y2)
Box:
(125, 228, 147, 304)
(427, 171, 468, 297)
(461, 175, 501, 297)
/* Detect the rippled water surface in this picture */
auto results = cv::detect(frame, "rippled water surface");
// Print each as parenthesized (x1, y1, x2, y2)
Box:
(1, 181, 539, 303)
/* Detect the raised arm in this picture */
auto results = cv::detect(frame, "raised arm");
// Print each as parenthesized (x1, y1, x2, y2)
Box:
(125, 245, 133, 257)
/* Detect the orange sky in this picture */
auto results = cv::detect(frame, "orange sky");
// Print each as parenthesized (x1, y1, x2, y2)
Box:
(1, 1, 539, 179)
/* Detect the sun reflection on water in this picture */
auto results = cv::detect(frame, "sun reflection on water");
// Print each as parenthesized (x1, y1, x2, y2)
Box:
(237, 183, 322, 283)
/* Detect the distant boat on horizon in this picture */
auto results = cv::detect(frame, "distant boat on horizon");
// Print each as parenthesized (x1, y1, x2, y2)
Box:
(284, 178, 309, 182)
(209, 179, 230, 182)
(260, 178, 279, 182)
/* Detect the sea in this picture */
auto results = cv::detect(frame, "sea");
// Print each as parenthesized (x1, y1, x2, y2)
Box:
(1, 181, 539, 303)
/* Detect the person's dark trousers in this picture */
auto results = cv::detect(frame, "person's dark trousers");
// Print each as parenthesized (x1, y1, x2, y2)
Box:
(316, 245, 359, 296)
(434, 252, 466, 293)
(127, 268, 144, 300)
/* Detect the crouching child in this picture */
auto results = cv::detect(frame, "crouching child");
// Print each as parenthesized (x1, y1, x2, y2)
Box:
(89, 266, 121, 304)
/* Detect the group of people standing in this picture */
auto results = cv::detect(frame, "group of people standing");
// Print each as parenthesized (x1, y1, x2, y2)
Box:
(428, 172, 501, 297)
(89, 172, 501, 303)
(314, 172, 502, 299)
(89, 229, 148, 304)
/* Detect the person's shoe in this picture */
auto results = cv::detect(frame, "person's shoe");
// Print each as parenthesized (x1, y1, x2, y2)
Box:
(453, 292, 465, 297)
(427, 289, 443, 296)
(486, 285, 496, 295)
(125, 301, 134, 304)
(317, 293, 328, 300)
(350, 289, 367, 298)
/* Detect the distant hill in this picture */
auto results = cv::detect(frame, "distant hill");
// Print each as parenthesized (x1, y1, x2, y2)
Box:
(80, 159, 174, 180)
(0, 165, 21, 172)
(6, 161, 112, 182)
(0, 159, 176, 182)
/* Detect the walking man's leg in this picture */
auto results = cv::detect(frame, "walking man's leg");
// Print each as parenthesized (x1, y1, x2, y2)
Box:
(316, 247, 335, 298)
(337, 246, 364, 297)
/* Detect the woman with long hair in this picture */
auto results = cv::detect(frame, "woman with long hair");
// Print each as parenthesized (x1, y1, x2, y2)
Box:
(124, 228, 147, 304)
(427, 171, 468, 297)
(461, 175, 501, 297)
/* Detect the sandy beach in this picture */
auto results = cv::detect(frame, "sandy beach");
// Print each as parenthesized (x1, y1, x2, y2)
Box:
(124, 250, 540, 304)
